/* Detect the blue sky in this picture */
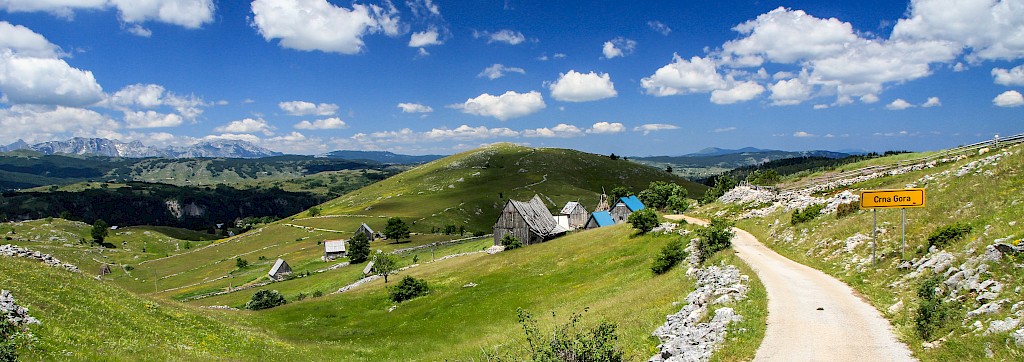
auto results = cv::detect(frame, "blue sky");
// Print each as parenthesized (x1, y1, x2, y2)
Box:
(0, 0, 1022, 156)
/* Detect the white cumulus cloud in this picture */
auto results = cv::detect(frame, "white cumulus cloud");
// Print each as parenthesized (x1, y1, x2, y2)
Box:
(602, 37, 636, 59)
(993, 90, 1024, 107)
(0, 104, 120, 143)
(892, 0, 1024, 61)
(477, 64, 525, 80)
(711, 80, 765, 104)
(992, 65, 1024, 86)
(549, 70, 617, 102)
(886, 98, 914, 110)
(768, 77, 813, 106)
(452, 90, 545, 120)
(397, 102, 433, 113)
(0, 0, 214, 29)
(793, 131, 815, 137)
(522, 123, 584, 138)
(123, 110, 183, 128)
(587, 122, 625, 134)
(251, 0, 401, 54)
(294, 117, 347, 130)
(214, 118, 274, 135)
(409, 28, 442, 47)
(634, 123, 679, 135)
(922, 96, 941, 107)
(279, 100, 338, 116)
(0, 22, 104, 107)
(641, 54, 725, 96)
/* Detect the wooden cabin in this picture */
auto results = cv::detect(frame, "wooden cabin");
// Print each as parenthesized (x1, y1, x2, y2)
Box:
(323, 239, 346, 261)
(356, 223, 376, 241)
(584, 211, 615, 229)
(609, 195, 645, 224)
(493, 195, 569, 246)
(559, 201, 589, 230)
(268, 258, 292, 280)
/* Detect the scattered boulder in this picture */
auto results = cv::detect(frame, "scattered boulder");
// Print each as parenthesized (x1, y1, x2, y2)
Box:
(985, 317, 1020, 335)
(0, 289, 40, 326)
(0, 244, 80, 273)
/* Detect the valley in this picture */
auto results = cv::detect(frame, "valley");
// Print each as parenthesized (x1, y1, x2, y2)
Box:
(2, 137, 1023, 361)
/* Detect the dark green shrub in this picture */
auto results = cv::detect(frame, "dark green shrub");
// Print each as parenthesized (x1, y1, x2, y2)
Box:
(651, 238, 687, 274)
(915, 275, 951, 340)
(627, 209, 659, 234)
(388, 276, 429, 303)
(235, 257, 249, 269)
(295, 292, 307, 301)
(791, 204, 824, 225)
(311, 290, 323, 298)
(695, 218, 735, 263)
(245, 290, 287, 310)
(927, 222, 972, 248)
(835, 202, 858, 219)
(514, 308, 623, 362)
(501, 234, 523, 250)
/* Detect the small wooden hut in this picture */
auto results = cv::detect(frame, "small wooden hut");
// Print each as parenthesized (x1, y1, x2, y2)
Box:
(356, 223, 376, 241)
(584, 211, 615, 229)
(493, 195, 569, 246)
(268, 258, 292, 280)
(560, 201, 589, 230)
(323, 240, 346, 261)
(609, 195, 645, 224)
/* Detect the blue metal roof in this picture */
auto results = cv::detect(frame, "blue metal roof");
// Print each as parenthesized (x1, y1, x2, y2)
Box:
(621, 196, 645, 211)
(591, 211, 614, 227)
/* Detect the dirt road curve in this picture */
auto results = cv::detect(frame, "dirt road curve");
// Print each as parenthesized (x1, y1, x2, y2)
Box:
(666, 215, 916, 361)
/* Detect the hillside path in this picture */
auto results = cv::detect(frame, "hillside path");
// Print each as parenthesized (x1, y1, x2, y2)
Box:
(665, 215, 916, 362)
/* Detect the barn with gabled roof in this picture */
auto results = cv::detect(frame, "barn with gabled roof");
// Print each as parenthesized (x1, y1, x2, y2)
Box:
(493, 195, 569, 246)
(585, 211, 615, 229)
(268, 258, 292, 280)
(560, 201, 589, 230)
(356, 223, 376, 241)
(609, 195, 645, 224)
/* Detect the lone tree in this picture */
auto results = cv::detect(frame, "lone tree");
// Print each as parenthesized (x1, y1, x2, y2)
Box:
(91, 219, 109, 245)
(348, 232, 371, 263)
(628, 208, 659, 234)
(371, 251, 398, 283)
(307, 206, 322, 217)
(384, 217, 410, 242)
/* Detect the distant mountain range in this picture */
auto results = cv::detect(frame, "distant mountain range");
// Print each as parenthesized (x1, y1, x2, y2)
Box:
(632, 148, 852, 173)
(0, 137, 283, 159)
(322, 150, 444, 164)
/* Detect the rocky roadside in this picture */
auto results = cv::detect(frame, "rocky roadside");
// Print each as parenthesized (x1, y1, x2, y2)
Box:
(649, 233, 751, 362)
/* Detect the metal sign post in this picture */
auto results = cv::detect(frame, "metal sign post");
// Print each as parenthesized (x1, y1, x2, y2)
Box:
(861, 188, 926, 265)
(901, 208, 906, 260)
(872, 209, 877, 266)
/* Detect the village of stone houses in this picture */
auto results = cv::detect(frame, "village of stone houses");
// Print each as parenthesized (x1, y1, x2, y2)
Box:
(2, 135, 1024, 361)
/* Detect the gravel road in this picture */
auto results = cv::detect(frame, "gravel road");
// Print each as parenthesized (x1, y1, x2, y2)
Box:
(666, 215, 916, 361)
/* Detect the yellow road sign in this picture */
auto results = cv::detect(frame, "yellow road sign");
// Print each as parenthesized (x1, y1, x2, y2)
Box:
(860, 188, 926, 209)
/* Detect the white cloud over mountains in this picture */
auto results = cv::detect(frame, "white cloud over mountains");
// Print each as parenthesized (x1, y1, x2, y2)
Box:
(523, 123, 583, 138)
(549, 70, 617, 102)
(294, 117, 347, 130)
(451, 90, 545, 120)
(633, 123, 679, 135)
(0, 21, 104, 107)
(251, 0, 401, 54)
(278, 100, 339, 116)
(641, 55, 725, 96)
(587, 122, 625, 134)
(215, 118, 275, 135)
